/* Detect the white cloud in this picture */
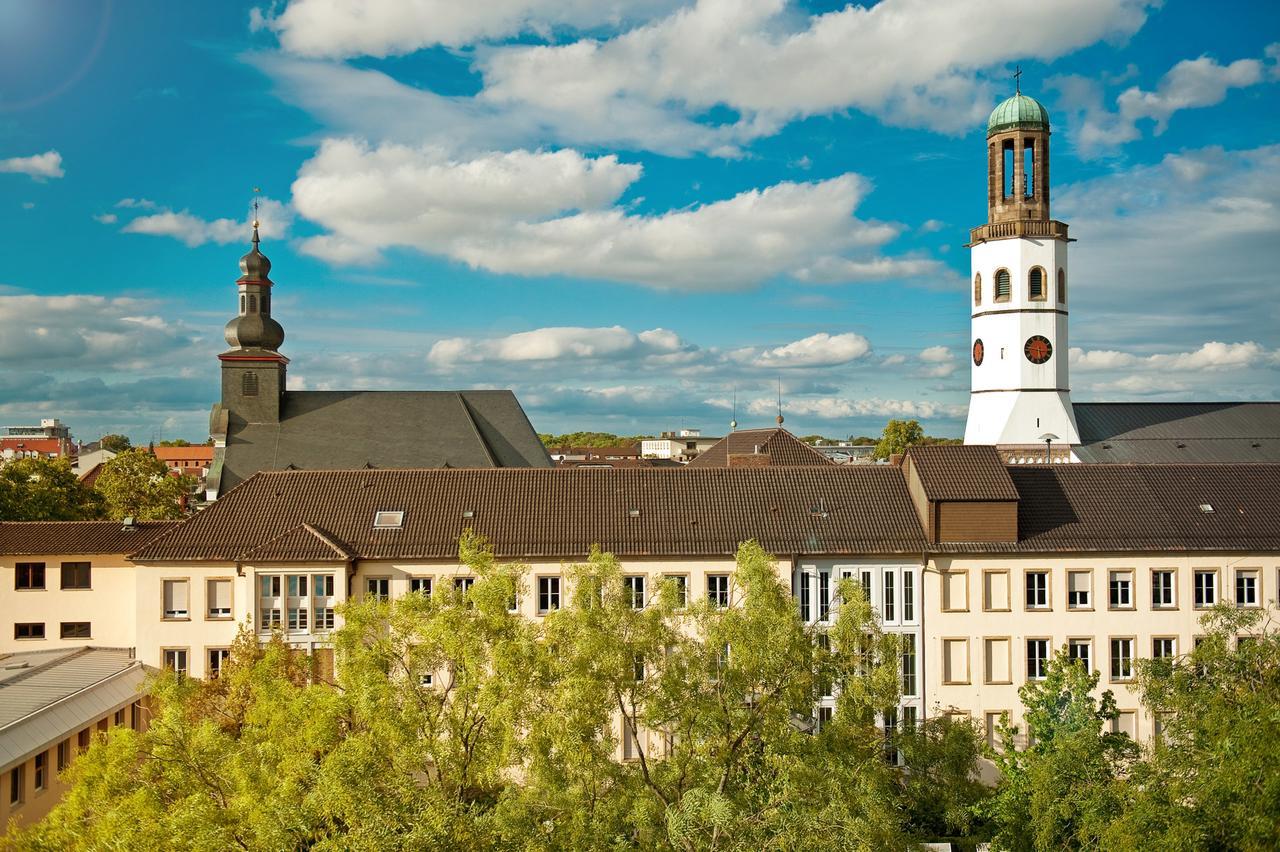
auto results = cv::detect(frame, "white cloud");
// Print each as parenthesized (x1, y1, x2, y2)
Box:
(745, 395, 965, 421)
(793, 255, 946, 284)
(115, 198, 158, 209)
(0, 150, 64, 180)
(257, 0, 679, 57)
(428, 325, 689, 368)
(1069, 341, 1280, 398)
(292, 140, 920, 290)
(1056, 46, 1278, 155)
(119, 197, 293, 247)
(93, 213, 118, 225)
(741, 332, 872, 369)
(1055, 143, 1280, 347)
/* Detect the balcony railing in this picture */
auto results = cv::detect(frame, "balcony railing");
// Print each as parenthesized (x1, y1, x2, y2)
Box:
(968, 219, 1070, 245)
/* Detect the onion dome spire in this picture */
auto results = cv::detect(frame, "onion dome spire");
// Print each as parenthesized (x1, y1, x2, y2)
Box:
(224, 216, 285, 352)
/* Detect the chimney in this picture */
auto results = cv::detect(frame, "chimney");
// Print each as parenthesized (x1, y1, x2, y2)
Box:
(889, 453, 905, 466)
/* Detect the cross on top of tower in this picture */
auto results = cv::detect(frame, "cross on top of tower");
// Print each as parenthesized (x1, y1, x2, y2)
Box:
(1013, 65, 1022, 94)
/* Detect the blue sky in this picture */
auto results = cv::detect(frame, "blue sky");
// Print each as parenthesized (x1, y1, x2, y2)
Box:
(2, 0, 1278, 444)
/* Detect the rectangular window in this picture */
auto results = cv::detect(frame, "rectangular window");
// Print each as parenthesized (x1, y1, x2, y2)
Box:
(366, 577, 389, 600)
(260, 608, 282, 631)
(208, 648, 230, 678)
(1110, 638, 1134, 681)
(984, 637, 1011, 684)
(1112, 710, 1137, 738)
(1026, 638, 1049, 680)
(819, 570, 831, 621)
(113, 709, 124, 727)
(409, 577, 432, 595)
(1108, 571, 1133, 609)
(983, 570, 1010, 611)
(9, 765, 22, 806)
(943, 638, 969, 684)
(78, 729, 90, 751)
(1067, 571, 1091, 609)
(287, 606, 308, 631)
(665, 574, 688, 608)
(314, 607, 335, 630)
(1152, 637, 1176, 660)
(13, 622, 44, 640)
(799, 572, 811, 621)
(163, 648, 189, 677)
(901, 634, 917, 697)
(162, 579, 189, 619)
(883, 570, 896, 621)
(883, 708, 899, 764)
(624, 575, 646, 610)
(419, 672, 433, 688)
(707, 574, 730, 607)
(15, 562, 45, 590)
(454, 576, 475, 595)
(538, 576, 560, 614)
(859, 569, 873, 604)
(1025, 572, 1048, 609)
(260, 574, 281, 598)
(57, 739, 70, 772)
(1194, 570, 1217, 608)
(1068, 638, 1091, 672)
(633, 653, 646, 682)
(1235, 570, 1259, 607)
(60, 561, 91, 590)
(33, 751, 46, 791)
(309, 574, 332, 597)
(622, 722, 638, 761)
(287, 574, 308, 598)
(207, 578, 232, 618)
(902, 571, 914, 621)
(372, 510, 404, 528)
(1152, 570, 1175, 608)
(985, 712, 1004, 751)
(60, 622, 90, 639)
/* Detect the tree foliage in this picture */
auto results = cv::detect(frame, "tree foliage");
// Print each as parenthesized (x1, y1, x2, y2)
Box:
(539, 432, 650, 448)
(94, 448, 195, 520)
(872, 418, 925, 460)
(0, 457, 103, 521)
(98, 434, 132, 453)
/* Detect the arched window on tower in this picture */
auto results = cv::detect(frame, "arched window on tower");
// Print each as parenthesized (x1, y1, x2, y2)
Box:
(973, 273, 982, 305)
(261, 293, 269, 314)
(240, 294, 246, 314)
(248, 294, 258, 313)
(995, 269, 1011, 302)
(1028, 267, 1046, 301)
(1057, 268, 1066, 304)
(241, 372, 259, 397)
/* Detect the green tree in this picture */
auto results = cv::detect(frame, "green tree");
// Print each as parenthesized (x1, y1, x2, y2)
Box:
(98, 434, 132, 453)
(872, 419, 925, 460)
(984, 648, 1135, 851)
(0, 457, 103, 521)
(156, 439, 192, 447)
(895, 713, 992, 842)
(94, 448, 195, 520)
(1103, 606, 1280, 851)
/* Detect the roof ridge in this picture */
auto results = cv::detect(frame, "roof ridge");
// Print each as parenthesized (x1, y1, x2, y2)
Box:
(238, 521, 353, 561)
(764, 430, 835, 465)
(0, 646, 92, 688)
(456, 392, 499, 467)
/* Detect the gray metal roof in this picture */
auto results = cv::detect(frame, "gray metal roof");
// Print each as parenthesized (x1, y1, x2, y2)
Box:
(1074, 402, 1280, 464)
(219, 389, 552, 493)
(0, 647, 145, 770)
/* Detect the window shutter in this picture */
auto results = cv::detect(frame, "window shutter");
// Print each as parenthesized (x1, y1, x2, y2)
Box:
(165, 580, 188, 614)
(210, 579, 231, 612)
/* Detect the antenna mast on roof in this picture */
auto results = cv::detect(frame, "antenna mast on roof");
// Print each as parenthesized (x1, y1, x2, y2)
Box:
(776, 377, 784, 427)
(730, 386, 738, 432)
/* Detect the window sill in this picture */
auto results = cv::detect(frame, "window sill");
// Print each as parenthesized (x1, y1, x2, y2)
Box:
(1067, 606, 1095, 612)
(14, 637, 46, 641)
(161, 617, 191, 622)
(14, 588, 47, 592)
(1106, 606, 1135, 612)
(204, 616, 235, 622)
(60, 588, 93, 592)
(983, 679, 1013, 686)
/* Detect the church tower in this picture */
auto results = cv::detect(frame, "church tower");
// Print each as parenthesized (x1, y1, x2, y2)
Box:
(964, 84, 1079, 451)
(218, 220, 288, 425)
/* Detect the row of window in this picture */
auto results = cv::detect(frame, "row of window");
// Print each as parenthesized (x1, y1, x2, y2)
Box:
(6, 703, 140, 810)
(14, 561, 91, 590)
(13, 622, 90, 640)
(160, 647, 230, 678)
(942, 635, 1219, 687)
(943, 567, 1265, 613)
(259, 574, 337, 633)
(795, 567, 917, 625)
(973, 267, 1065, 306)
(359, 572, 722, 615)
(160, 577, 235, 620)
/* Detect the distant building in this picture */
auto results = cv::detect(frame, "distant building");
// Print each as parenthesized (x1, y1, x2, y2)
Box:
(811, 444, 877, 465)
(547, 445, 641, 463)
(152, 445, 215, 478)
(0, 647, 147, 830)
(206, 224, 551, 500)
(685, 428, 835, 468)
(641, 429, 721, 461)
(1, 420, 73, 462)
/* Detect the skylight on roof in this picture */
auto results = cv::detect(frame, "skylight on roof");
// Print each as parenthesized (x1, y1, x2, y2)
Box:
(1199, 504, 1214, 514)
(373, 510, 405, 529)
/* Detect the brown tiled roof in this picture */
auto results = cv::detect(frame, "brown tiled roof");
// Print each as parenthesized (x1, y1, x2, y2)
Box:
(0, 520, 182, 556)
(905, 445, 1019, 501)
(131, 467, 929, 561)
(152, 446, 214, 463)
(239, 523, 354, 562)
(686, 429, 835, 468)
(941, 463, 1280, 553)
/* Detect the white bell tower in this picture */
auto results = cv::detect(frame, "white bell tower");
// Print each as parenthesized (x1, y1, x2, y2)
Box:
(964, 82, 1079, 451)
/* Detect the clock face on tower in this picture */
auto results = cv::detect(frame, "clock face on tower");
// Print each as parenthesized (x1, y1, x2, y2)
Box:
(972, 339, 984, 366)
(1024, 335, 1053, 364)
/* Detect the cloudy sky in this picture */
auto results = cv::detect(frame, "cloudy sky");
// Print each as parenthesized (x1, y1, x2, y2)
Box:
(2, 0, 1278, 443)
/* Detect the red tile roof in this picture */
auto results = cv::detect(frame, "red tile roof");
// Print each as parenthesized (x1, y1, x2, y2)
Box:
(686, 429, 835, 468)
(905, 445, 1019, 501)
(0, 521, 182, 556)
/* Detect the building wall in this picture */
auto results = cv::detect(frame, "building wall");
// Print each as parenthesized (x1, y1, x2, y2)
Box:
(925, 553, 1280, 746)
(132, 561, 254, 678)
(0, 554, 137, 653)
(936, 502, 1017, 542)
(0, 697, 146, 831)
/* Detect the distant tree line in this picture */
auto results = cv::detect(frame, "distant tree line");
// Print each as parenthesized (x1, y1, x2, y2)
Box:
(539, 431, 652, 448)
(0, 450, 196, 522)
(7, 535, 1276, 851)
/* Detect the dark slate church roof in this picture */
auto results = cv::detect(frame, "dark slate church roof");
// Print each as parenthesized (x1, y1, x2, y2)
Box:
(1074, 402, 1280, 464)
(217, 390, 551, 492)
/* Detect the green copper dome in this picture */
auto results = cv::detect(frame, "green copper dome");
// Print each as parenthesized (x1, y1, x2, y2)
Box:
(987, 93, 1050, 136)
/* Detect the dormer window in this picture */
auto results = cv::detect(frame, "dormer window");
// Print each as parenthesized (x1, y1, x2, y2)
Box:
(373, 510, 404, 529)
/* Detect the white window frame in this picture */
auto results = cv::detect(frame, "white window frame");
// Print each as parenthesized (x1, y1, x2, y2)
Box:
(1025, 571, 1049, 610)
(162, 578, 190, 620)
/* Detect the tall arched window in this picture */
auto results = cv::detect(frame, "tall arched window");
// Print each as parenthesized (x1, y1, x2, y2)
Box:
(248, 294, 258, 313)
(1029, 267, 1046, 301)
(973, 273, 982, 305)
(1057, 268, 1066, 303)
(995, 269, 1011, 302)
(240, 294, 246, 314)
(241, 372, 259, 397)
